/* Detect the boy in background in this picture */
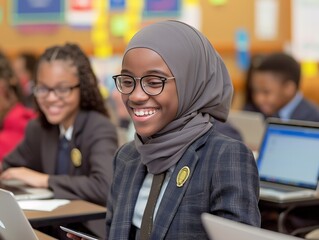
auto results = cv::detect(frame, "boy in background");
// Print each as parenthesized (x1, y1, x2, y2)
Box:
(249, 52, 319, 122)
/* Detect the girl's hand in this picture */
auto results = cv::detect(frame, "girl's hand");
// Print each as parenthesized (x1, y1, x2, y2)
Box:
(0, 167, 49, 188)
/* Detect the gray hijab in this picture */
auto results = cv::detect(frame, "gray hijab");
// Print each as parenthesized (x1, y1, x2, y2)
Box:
(124, 20, 233, 174)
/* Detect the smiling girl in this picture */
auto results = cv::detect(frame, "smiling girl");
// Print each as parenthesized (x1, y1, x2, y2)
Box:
(104, 20, 260, 240)
(0, 43, 118, 206)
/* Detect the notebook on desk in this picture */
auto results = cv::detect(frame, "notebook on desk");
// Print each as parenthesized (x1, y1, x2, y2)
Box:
(227, 110, 265, 150)
(0, 189, 39, 240)
(201, 213, 303, 240)
(257, 118, 319, 202)
(0, 179, 53, 201)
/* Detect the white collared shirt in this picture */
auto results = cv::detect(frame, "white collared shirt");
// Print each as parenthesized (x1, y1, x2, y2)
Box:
(59, 125, 74, 141)
(278, 92, 303, 120)
(132, 166, 175, 228)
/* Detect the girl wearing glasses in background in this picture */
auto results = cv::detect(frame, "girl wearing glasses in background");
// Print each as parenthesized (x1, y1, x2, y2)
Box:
(101, 20, 260, 240)
(0, 43, 118, 206)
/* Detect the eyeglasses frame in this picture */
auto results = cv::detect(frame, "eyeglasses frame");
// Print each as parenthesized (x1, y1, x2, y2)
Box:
(112, 74, 175, 96)
(33, 83, 80, 99)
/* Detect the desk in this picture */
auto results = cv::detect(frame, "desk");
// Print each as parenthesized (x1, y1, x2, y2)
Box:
(25, 200, 106, 228)
(259, 197, 319, 236)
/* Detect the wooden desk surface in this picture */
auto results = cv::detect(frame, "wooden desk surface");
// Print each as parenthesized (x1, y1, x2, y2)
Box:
(25, 200, 106, 228)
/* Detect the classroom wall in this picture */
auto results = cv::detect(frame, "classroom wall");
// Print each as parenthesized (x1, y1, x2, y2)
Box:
(0, 0, 318, 108)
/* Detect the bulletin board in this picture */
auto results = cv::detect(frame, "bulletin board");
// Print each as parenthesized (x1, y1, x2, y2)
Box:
(200, 0, 292, 109)
(0, 0, 291, 57)
(201, 0, 291, 54)
(0, 0, 295, 108)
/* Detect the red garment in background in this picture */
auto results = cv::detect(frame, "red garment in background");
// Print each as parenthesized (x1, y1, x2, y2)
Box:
(0, 103, 37, 162)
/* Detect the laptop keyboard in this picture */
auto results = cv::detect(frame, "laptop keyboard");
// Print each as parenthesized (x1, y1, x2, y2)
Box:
(260, 182, 299, 193)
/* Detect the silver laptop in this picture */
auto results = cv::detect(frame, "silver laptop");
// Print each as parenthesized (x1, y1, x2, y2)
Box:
(258, 119, 319, 202)
(0, 189, 39, 240)
(0, 179, 53, 201)
(201, 213, 303, 240)
(227, 110, 265, 150)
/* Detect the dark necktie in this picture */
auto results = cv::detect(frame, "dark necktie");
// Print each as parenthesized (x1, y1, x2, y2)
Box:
(140, 172, 166, 240)
(55, 136, 70, 175)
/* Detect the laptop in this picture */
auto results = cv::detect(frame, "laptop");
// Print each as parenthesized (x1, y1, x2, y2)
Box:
(257, 118, 319, 202)
(227, 110, 265, 150)
(0, 189, 39, 240)
(0, 179, 53, 201)
(201, 213, 303, 240)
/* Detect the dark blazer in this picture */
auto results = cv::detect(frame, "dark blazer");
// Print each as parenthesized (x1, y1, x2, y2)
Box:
(105, 127, 260, 240)
(3, 110, 118, 206)
(244, 97, 319, 122)
(290, 98, 319, 122)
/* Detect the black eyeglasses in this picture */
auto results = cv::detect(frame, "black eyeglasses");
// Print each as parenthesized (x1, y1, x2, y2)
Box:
(33, 83, 80, 99)
(112, 74, 175, 96)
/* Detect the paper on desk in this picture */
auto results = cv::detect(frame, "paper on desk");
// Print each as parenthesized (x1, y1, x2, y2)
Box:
(18, 199, 70, 211)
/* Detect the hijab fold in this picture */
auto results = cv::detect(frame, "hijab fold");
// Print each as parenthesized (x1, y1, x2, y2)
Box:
(125, 20, 233, 174)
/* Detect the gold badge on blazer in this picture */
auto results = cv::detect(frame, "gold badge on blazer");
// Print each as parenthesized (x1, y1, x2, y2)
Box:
(176, 166, 190, 187)
(71, 148, 82, 167)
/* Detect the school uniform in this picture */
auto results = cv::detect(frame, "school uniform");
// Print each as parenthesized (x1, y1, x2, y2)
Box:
(244, 93, 319, 122)
(105, 127, 261, 240)
(289, 97, 319, 122)
(2, 110, 118, 206)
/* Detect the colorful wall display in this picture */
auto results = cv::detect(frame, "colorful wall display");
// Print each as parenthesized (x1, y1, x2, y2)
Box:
(11, 0, 64, 25)
(110, 0, 126, 10)
(143, 0, 181, 17)
(66, 0, 97, 27)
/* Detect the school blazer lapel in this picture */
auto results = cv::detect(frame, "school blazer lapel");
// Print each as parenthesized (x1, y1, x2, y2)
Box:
(152, 141, 203, 239)
(115, 159, 147, 238)
(41, 126, 59, 174)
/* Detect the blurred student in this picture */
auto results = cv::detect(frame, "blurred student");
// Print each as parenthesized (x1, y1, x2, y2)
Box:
(251, 53, 319, 234)
(249, 52, 319, 121)
(0, 43, 118, 206)
(12, 52, 38, 108)
(0, 52, 36, 162)
(1, 43, 119, 238)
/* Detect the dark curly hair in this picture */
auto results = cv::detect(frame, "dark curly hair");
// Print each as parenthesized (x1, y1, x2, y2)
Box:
(17, 52, 38, 82)
(0, 51, 23, 102)
(253, 52, 301, 88)
(35, 43, 109, 128)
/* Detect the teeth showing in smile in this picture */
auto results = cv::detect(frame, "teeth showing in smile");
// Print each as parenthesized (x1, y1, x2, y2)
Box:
(134, 109, 156, 116)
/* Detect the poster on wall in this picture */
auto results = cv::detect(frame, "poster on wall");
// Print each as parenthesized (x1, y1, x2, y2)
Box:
(66, 0, 97, 27)
(178, 1, 201, 30)
(292, 0, 319, 61)
(254, 0, 278, 40)
(11, 0, 64, 25)
(110, 0, 126, 11)
(143, 0, 181, 18)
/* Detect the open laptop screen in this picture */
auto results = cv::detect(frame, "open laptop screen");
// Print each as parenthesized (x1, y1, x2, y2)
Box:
(257, 120, 319, 190)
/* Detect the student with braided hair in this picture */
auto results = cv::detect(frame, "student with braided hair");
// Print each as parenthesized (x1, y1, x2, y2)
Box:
(0, 43, 118, 206)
